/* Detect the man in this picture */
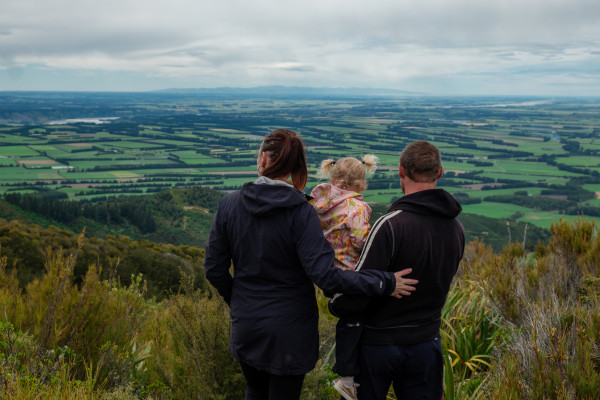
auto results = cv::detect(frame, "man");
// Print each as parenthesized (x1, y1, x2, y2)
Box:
(329, 140, 465, 399)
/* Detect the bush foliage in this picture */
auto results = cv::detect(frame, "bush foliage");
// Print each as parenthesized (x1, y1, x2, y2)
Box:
(0, 217, 598, 398)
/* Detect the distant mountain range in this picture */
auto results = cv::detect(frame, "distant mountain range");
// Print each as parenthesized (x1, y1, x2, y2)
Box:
(156, 85, 424, 98)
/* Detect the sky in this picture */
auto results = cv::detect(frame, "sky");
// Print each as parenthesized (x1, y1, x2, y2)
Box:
(1, 0, 599, 96)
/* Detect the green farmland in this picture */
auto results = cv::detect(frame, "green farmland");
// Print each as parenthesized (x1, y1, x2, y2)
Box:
(0, 92, 599, 231)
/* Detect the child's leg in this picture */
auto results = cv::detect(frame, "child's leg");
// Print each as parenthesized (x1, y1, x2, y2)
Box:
(333, 317, 363, 377)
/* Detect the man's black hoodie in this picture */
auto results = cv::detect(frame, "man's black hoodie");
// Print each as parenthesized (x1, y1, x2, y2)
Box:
(329, 188, 465, 345)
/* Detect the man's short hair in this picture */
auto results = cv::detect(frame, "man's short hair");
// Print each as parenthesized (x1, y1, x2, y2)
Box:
(399, 141, 441, 182)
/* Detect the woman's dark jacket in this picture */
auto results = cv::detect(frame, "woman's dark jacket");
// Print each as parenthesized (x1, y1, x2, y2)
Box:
(204, 179, 396, 375)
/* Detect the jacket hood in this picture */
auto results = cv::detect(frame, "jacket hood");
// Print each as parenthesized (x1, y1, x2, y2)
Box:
(310, 183, 364, 215)
(389, 189, 462, 218)
(241, 181, 308, 216)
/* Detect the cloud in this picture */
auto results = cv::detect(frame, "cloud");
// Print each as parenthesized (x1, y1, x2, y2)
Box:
(1, 0, 599, 94)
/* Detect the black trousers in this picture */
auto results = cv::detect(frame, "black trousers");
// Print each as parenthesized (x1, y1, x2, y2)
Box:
(240, 361, 305, 400)
(356, 338, 444, 400)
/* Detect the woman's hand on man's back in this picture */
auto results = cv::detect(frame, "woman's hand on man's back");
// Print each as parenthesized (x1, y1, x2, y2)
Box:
(390, 268, 418, 299)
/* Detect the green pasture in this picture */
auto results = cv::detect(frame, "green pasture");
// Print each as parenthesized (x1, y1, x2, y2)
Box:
(29, 144, 64, 153)
(363, 190, 399, 204)
(100, 141, 164, 150)
(18, 160, 65, 168)
(59, 170, 142, 180)
(67, 158, 178, 170)
(471, 139, 520, 153)
(306, 147, 352, 159)
(91, 132, 139, 141)
(45, 130, 78, 138)
(442, 161, 484, 173)
(555, 155, 600, 167)
(0, 167, 50, 180)
(57, 186, 91, 197)
(461, 202, 535, 220)
(171, 150, 225, 161)
(304, 135, 345, 146)
(450, 186, 544, 199)
(28, 145, 73, 158)
(38, 171, 66, 180)
(59, 143, 95, 152)
(438, 147, 492, 159)
(79, 152, 136, 160)
(202, 166, 256, 173)
(0, 157, 15, 166)
(371, 153, 401, 166)
(135, 167, 202, 177)
(519, 213, 600, 230)
(478, 172, 570, 185)
(0, 146, 40, 157)
(489, 159, 576, 177)
(462, 201, 600, 229)
(579, 140, 600, 151)
(514, 140, 565, 156)
(145, 139, 199, 146)
(173, 128, 200, 136)
(583, 184, 600, 194)
(583, 198, 600, 207)
(139, 128, 168, 136)
(216, 176, 257, 187)
(171, 150, 210, 157)
(0, 134, 45, 144)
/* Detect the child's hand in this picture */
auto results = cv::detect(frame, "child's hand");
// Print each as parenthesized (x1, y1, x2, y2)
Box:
(390, 268, 418, 299)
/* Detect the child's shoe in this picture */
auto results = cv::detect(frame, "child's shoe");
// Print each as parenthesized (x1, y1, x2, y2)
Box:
(331, 377, 359, 400)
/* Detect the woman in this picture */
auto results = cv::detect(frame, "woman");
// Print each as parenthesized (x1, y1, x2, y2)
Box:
(204, 129, 416, 399)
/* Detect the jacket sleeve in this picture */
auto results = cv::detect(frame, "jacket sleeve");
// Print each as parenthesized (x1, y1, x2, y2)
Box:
(347, 202, 371, 252)
(203, 203, 233, 305)
(329, 217, 395, 317)
(292, 204, 396, 296)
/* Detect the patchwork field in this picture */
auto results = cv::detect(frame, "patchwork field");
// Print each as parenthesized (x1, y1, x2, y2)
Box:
(0, 93, 599, 230)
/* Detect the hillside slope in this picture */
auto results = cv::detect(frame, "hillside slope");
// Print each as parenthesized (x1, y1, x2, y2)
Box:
(1, 186, 224, 248)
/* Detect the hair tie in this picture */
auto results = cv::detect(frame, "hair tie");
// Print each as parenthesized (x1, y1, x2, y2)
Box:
(331, 160, 336, 165)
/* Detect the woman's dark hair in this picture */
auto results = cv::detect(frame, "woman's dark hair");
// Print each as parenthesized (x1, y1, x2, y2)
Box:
(260, 129, 308, 190)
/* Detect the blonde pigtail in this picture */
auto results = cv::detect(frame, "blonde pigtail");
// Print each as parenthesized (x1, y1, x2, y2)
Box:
(362, 154, 379, 174)
(317, 159, 336, 180)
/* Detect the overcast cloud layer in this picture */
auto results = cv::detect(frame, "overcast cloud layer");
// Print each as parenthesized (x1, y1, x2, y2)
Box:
(1, 0, 599, 95)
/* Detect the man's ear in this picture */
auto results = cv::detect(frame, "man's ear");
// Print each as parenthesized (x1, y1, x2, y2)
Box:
(437, 166, 443, 180)
(398, 164, 405, 178)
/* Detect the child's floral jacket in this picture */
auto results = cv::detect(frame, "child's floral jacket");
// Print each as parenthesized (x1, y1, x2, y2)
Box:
(310, 183, 372, 270)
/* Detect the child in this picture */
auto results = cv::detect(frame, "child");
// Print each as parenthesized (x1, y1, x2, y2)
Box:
(310, 154, 378, 400)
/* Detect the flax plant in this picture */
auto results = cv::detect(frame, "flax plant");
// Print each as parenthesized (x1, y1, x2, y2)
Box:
(441, 282, 503, 399)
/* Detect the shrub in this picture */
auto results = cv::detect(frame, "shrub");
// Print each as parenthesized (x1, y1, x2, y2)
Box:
(0, 232, 151, 395)
(144, 276, 245, 400)
(475, 217, 600, 398)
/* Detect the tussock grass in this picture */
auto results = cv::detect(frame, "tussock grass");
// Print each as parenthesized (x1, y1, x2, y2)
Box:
(451, 217, 600, 399)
